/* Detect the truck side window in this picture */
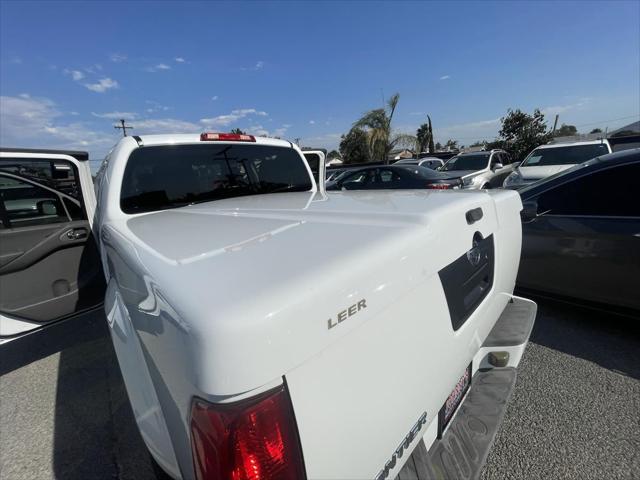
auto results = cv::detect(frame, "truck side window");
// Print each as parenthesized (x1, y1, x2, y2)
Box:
(0, 175, 69, 227)
(537, 162, 640, 217)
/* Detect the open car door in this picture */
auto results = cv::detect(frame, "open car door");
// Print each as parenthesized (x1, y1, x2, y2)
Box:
(0, 149, 105, 339)
(302, 149, 326, 193)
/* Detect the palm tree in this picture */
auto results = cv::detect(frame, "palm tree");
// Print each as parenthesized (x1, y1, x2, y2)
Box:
(353, 93, 416, 163)
(416, 115, 436, 154)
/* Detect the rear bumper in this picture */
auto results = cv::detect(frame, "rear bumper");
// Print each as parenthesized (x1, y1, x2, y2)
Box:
(396, 295, 536, 480)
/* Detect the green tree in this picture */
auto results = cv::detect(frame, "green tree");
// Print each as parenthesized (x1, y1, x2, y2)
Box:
(339, 128, 370, 164)
(497, 108, 550, 162)
(353, 93, 416, 163)
(444, 139, 459, 151)
(553, 124, 578, 137)
(327, 150, 341, 160)
(589, 128, 603, 134)
(230, 128, 246, 134)
(435, 142, 443, 151)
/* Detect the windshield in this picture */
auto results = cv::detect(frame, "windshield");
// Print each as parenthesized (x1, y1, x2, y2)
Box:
(522, 144, 610, 166)
(121, 144, 312, 213)
(518, 157, 604, 195)
(441, 154, 489, 171)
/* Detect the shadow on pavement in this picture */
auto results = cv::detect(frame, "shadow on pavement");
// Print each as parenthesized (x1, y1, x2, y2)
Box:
(50, 313, 157, 480)
(526, 295, 640, 380)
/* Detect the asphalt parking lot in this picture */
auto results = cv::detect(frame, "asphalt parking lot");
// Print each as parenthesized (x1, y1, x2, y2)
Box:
(1, 299, 639, 480)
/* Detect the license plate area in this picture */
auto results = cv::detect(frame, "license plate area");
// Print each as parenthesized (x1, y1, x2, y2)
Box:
(438, 363, 472, 438)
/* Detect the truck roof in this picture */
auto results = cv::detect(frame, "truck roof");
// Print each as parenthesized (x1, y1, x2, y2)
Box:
(133, 133, 294, 149)
(0, 147, 89, 161)
(541, 138, 610, 148)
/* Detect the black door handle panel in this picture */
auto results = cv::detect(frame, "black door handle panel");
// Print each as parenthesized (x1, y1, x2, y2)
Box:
(63, 227, 88, 241)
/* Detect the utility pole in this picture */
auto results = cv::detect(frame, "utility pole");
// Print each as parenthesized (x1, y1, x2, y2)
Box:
(551, 114, 559, 134)
(293, 137, 301, 146)
(114, 119, 133, 137)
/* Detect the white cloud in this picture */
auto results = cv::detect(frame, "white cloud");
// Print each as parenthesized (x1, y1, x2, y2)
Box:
(132, 118, 201, 134)
(200, 109, 269, 128)
(109, 53, 127, 63)
(175, 57, 186, 63)
(242, 60, 265, 71)
(0, 95, 115, 154)
(92, 111, 138, 120)
(146, 63, 171, 72)
(309, 120, 315, 125)
(211, 96, 219, 101)
(303, 132, 342, 150)
(64, 69, 85, 81)
(144, 100, 170, 113)
(440, 75, 451, 80)
(246, 124, 290, 138)
(84, 77, 119, 93)
(542, 98, 590, 116)
(83, 64, 103, 74)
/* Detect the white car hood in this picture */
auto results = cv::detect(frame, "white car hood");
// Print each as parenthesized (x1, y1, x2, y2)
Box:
(105, 189, 512, 395)
(519, 164, 574, 181)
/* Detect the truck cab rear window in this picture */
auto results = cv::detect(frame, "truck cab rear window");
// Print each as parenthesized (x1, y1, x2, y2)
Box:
(120, 144, 313, 213)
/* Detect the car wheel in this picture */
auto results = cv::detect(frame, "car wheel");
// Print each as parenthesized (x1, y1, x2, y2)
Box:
(481, 183, 491, 189)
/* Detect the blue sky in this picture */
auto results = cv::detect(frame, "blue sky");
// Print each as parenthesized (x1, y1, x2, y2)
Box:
(1, 0, 639, 162)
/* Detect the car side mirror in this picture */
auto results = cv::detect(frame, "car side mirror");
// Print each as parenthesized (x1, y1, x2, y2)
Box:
(492, 162, 503, 171)
(521, 200, 539, 222)
(37, 199, 59, 216)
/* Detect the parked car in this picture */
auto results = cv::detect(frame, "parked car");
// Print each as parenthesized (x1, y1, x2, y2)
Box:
(394, 157, 444, 169)
(517, 148, 639, 315)
(325, 167, 351, 182)
(439, 149, 515, 189)
(1, 137, 536, 480)
(326, 165, 463, 190)
(503, 139, 612, 188)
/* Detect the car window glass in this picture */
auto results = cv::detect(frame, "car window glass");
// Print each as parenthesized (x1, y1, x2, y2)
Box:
(63, 197, 84, 221)
(379, 169, 401, 183)
(537, 162, 640, 217)
(0, 158, 82, 199)
(522, 144, 610, 166)
(121, 144, 313, 213)
(344, 170, 374, 184)
(441, 154, 490, 171)
(0, 175, 69, 227)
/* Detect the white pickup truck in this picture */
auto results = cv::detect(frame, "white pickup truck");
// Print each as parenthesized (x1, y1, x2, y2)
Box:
(0, 135, 536, 480)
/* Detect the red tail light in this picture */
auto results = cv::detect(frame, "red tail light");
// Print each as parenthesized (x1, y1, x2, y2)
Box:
(200, 132, 256, 142)
(426, 183, 452, 189)
(190, 384, 306, 480)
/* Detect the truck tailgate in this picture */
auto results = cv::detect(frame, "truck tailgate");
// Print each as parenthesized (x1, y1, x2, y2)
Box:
(285, 189, 523, 479)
